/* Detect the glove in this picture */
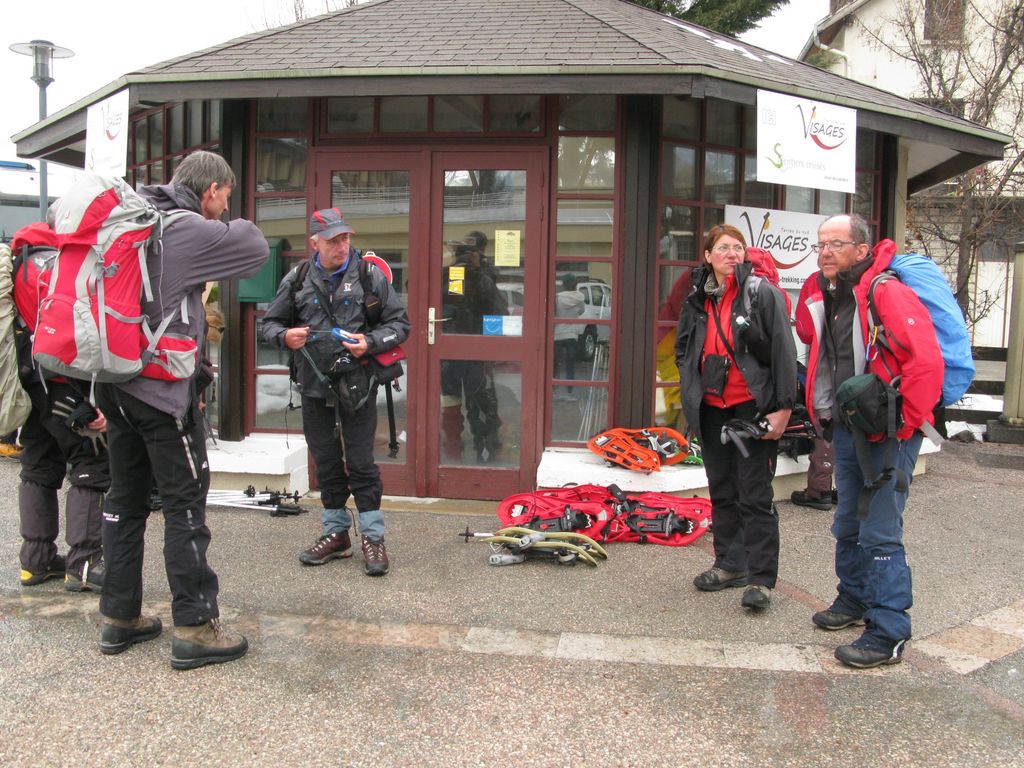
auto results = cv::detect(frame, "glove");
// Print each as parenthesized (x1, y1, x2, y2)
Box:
(52, 395, 107, 455)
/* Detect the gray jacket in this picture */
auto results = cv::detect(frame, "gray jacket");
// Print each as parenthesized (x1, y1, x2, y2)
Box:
(261, 250, 410, 400)
(116, 184, 269, 418)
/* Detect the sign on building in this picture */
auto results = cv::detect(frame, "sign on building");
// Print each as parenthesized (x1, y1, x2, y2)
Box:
(756, 90, 857, 194)
(725, 205, 826, 290)
(85, 90, 130, 178)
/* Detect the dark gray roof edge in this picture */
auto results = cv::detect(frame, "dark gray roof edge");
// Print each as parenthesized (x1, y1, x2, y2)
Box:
(14, 64, 1010, 152)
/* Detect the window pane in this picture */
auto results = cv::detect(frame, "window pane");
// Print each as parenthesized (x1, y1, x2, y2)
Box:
(434, 95, 483, 132)
(331, 170, 411, 306)
(380, 96, 428, 132)
(489, 95, 541, 132)
(742, 105, 757, 150)
(786, 186, 815, 213)
(558, 95, 615, 131)
(819, 190, 847, 215)
(660, 205, 698, 261)
(558, 137, 615, 192)
(662, 144, 697, 200)
(706, 99, 741, 147)
(854, 173, 875, 219)
(149, 161, 164, 185)
(150, 112, 164, 158)
(208, 101, 221, 142)
(254, 374, 296, 429)
(743, 156, 775, 208)
(441, 362, 520, 467)
(551, 385, 608, 441)
(857, 129, 877, 167)
(554, 262, 612, 380)
(256, 138, 308, 193)
(703, 207, 724, 231)
(556, 201, 613, 257)
(258, 98, 308, 132)
(256, 197, 307, 254)
(704, 150, 736, 203)
(187, 100, 204, 147)
(326, 96, 374, 133)
(134, 117, 148, 164)
(663, 96, 699, 140)
(168, 104, 184, 154)
(658, 264, 696, 320)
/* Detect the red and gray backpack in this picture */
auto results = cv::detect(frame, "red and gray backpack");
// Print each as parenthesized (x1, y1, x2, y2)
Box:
(32, 175, 193, 384)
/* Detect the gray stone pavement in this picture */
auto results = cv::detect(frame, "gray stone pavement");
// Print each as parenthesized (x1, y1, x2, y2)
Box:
(0, 439, 1022, 767)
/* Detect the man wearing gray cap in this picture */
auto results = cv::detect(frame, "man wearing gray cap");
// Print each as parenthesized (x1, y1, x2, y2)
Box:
(262, 208, 410, 576)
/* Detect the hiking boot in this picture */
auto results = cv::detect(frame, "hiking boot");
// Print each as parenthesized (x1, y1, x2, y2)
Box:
(361, 536, 389, 576)
(741, 584, 772, 610)
(831, 489, 839, 504)
(298, 530, 353, 565)
(693, 567, 747, 591)
(20, 553, 66, 586)
(834, 638, 907, 669)
(790, 490, 833, 511)
(100, 615, 163, 655)
(65, 558, 105, 593)
(812, 608, 865, 631)
(170, 619, 249, 670)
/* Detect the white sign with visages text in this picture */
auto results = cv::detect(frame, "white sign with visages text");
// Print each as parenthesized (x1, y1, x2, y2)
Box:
(725, 205, 826, 290)
(756, 90, 857, 194)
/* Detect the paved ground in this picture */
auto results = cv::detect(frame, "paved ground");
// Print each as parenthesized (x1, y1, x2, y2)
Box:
(0, 439, 1022, 767)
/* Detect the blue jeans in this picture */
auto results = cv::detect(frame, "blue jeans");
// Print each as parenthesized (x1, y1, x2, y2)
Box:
(322, 506, 385, 541)
(831, 424, 922, 648)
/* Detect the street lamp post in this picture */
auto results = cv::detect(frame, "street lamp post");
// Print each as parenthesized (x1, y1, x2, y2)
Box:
(9, 39, 75, 220)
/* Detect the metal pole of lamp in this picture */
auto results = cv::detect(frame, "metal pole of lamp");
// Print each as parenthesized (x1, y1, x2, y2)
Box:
(9, 39, 75, 220)
(988, 241, 1024, 442)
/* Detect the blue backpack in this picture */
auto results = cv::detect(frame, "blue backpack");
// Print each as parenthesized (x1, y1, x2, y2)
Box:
(867, 252, 975, 407)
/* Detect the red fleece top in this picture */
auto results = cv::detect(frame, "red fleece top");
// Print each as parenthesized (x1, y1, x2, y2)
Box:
(702, 276, 754, 408)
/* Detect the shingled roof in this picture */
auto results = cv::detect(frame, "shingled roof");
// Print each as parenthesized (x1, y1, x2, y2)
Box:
(14, 0, 1009, 183)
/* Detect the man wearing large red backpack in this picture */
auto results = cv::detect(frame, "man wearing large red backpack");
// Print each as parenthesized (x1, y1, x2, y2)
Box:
(94, 151, 268, 670)
(799, 213, 942, 669)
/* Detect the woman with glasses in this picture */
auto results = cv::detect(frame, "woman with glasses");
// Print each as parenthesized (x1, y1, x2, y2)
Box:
(674, 224, 798, 611)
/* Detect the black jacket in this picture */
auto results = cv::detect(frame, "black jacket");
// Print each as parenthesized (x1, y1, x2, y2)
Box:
(674, 262, 798, 442)
(261, 249, 410, 400)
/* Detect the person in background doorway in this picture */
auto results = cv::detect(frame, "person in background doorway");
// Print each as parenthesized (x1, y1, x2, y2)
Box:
(553, 273, 585, 400)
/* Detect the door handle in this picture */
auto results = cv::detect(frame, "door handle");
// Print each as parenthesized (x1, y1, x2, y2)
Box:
(427, 306, 450, 345)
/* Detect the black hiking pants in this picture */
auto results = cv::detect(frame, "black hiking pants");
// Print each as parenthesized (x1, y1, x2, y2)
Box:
(95, 385, 219, 627)
(700, 400, 781, 588)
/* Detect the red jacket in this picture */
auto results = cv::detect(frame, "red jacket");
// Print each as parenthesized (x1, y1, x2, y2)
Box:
(796, 239, 943, 440)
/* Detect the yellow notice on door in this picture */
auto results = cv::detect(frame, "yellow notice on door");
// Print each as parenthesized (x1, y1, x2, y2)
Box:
(448, 279, 464, 295)
(494, 230, 521, 267)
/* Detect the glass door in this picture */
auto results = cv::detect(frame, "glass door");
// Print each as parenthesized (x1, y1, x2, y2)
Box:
(426, 150, 546, 498)
(314, 150, 428, 497)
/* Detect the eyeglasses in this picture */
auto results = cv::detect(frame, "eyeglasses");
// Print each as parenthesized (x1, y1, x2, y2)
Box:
(811, 240, 858, 253)
(711, 244, 746, 255)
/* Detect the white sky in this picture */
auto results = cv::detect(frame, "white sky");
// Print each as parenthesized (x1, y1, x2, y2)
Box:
(2, 0, 829, 171)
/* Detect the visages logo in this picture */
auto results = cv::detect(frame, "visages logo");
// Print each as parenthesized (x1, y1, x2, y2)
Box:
(796, 104, 847, 150)
(738, 211, 813, 270)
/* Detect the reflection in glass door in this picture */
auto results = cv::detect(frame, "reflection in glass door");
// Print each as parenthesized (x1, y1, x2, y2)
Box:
(438, 169, 527, 469)
(428, 153, 544, 498)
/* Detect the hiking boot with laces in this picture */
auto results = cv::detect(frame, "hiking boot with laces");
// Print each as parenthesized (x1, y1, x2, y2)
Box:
(361, 536, 389, 576)
(100, 615, 163, 655)
(693, 567, 747, 591)
(835, 638, 907, 669)
(741, 584, 772, 610)
(298, 530, 353, 565)
(170, 619, 249, 670)
(20, 553, 66, 586)
(65, 557, 105, 593)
